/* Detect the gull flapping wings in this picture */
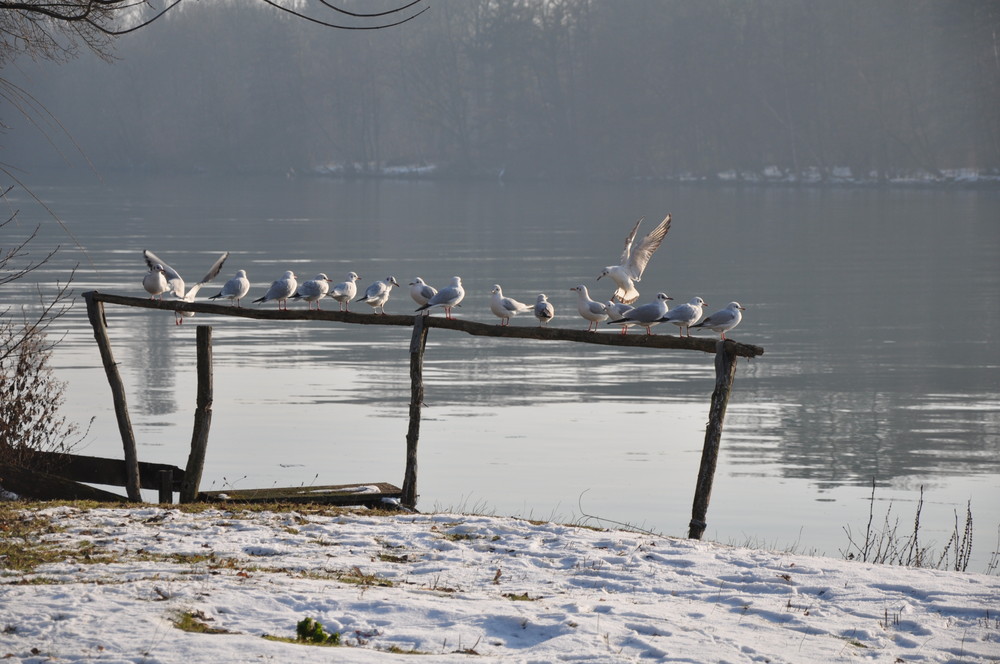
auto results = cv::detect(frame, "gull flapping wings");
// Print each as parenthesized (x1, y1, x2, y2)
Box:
(598, 213, 672, 304)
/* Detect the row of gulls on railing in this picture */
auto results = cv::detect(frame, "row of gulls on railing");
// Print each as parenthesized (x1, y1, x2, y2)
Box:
(140, 213, 744, 338)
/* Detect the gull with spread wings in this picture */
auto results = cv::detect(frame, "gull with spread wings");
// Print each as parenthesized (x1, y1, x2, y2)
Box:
(597, 213, 672, 304)
(143, 249, 229, 324)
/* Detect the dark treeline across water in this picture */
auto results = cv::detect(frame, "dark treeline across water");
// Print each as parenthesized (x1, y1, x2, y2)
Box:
(4, 0, 999, 182)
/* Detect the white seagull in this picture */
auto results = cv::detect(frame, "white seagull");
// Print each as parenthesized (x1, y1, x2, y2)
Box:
(356, 276, 400, 314)
(208, 270, 251, 307)
(597, 213, 672, 304)
(253, 271, 298, 310)
(604, 300, 635, 335)
(144, 250, 228, 324)
(691, 301, 746, 340)
(327, 272, 360, 312)
(608, 292, 672, 335)
(290, 273, 333, 310)
(409, 277, 438, 314)
(570, 284, 609, 332)
(533, 293, 555, 327)
(490, 284, 533, 326)
(143, 249, 188, 299)
(416, 276, 465, 319)
(657, 296, 707, 337)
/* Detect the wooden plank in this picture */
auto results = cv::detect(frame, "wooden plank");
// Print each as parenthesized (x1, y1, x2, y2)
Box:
(180, 325, 213, 503)
(198, 482, 402, 507)
(688, 340, 739, 539)
(86, 291, 764, 358)
(21, 451, 185, 490)
(83, 292, 142, 501)
(0, 463, 128, 502)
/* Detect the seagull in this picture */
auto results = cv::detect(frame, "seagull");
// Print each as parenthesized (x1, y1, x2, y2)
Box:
(691, 301, 745, 340)
(409, 277, 438, 314)
(327, 272, 360, 312)
(144, 250, 229, 324)
(490, 284, 533, 326)
(416, 276, 465, 319)
(607, 292, 672, 335)
(290, 273, 333, 310)
(570, 284, 609, 331)
(657, 296, 707, 337)
(597, 213, 672, 304)
(604, 300, 635, 335)
(356, 276, 400, 314)
(170, 251, 229, 325)
(533, 294, 555, 327)
(253, 271, 298, 310)
(208, 269, 251, 307)
(143, 249, 187, 299)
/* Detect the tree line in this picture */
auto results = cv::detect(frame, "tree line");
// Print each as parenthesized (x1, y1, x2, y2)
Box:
(5, 0, 999, 181)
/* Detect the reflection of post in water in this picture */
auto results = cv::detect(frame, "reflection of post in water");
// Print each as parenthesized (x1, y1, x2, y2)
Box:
(135, 312, 178, 418)
(688, 341, 738, 540)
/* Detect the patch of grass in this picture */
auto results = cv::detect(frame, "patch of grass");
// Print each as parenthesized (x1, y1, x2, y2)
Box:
(337, 566, 393, 587)
(378, 552, 410, 563)
(0, 503, 65, 572)
(171, 610, 233, 634)
(502, 592, 536, 601)
(265, 617, 341, 646)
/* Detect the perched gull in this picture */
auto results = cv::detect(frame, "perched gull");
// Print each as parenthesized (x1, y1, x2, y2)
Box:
(327, 272, 360, 312)
(597, 213, 672, 304)
(416, 276, 465, 319)
(490, 284, 533, 326)
(570, 284, 609, 331)
(356, 276, 400, 314)
(144, 250, 228, 324)
(533, 293, 555, 327)
(143, 249, 187, 299)
(208, 269, 251, 307)
(409, 277, 438, 314)
(290, 273, 333, 310)
(691, 301, 745, 340)
(604, 300, 635, 335)
(253, 271, 298, 310)
(657, 296, 707, 337)
(607, 292, 672, 335)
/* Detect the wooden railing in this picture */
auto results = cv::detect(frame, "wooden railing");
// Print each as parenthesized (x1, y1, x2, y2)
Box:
(81, 291, 764, 539)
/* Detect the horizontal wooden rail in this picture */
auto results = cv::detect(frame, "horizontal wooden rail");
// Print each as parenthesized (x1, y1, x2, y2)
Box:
(85, 292, 765, 358)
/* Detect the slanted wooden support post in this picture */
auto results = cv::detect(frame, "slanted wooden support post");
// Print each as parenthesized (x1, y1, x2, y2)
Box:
(83, 291, 142, 501)
(402, 315, 428, 508)
(180, 325, 213, 503)
(688, 340, 739, 539)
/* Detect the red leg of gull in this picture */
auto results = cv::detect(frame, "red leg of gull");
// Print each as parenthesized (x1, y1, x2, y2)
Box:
(645, 327, 652, 336)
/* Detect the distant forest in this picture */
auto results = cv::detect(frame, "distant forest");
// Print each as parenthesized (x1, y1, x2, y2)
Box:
(5, 0, 999, 181)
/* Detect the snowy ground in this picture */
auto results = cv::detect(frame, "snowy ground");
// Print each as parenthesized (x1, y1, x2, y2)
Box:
(1, 505, 997, 663)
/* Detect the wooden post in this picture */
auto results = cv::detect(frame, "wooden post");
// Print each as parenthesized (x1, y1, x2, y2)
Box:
(688, 340, 738, 539)
(83, 292, 142, 501)
(402, 315, 428, 508)
(180, 325, 213, 503)
(157, 469, 173, 504)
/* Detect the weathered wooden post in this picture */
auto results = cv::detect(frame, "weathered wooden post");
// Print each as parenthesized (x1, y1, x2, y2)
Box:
(83, 291, 142, 501)
(180, 325, 213, 503)
(157, 469, 174, 504)
(688, 340, 739, 539)
(402, 314, 428, 508)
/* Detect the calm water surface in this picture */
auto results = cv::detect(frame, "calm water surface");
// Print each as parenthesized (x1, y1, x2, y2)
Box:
(7, 174, 1000, 569)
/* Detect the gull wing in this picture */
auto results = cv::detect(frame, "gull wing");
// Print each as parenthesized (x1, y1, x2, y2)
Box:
(617, 216, 645, 265)
(193, 252, 229, 288)
(625, 213, 671, 280)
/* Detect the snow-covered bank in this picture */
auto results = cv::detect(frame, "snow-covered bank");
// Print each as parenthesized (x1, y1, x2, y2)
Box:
(1, 505, 997, 663)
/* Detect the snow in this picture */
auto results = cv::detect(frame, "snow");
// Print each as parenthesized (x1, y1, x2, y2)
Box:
(1, 505, 998, 663)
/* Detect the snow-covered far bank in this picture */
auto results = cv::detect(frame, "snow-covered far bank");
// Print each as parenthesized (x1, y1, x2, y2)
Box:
(1, 505, 998, 663)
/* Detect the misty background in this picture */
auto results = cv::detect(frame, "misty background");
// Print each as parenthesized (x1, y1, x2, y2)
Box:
(3, 0, 999, 181)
